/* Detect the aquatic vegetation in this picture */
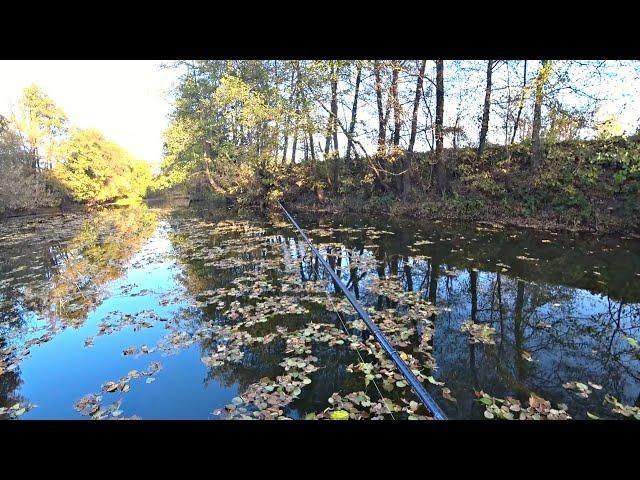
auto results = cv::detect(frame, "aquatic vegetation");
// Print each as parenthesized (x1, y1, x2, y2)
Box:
(604, 395, 640, 419)
(2, 205, 640, 420)
(461, 321, 497, 345)
(0, 401, 36, 419)
(475, 391, 571, 420)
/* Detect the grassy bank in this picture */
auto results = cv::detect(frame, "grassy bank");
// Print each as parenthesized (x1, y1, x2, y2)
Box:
(278, 137, 640, 234)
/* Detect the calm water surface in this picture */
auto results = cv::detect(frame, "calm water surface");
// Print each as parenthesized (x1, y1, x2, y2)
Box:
(1, 204, 639, 419)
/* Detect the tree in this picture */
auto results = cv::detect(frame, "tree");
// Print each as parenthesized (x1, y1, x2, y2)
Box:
(531, 60, 550, 171)
(374, 61, 388, 155)
(477, 60, 497, 160)
(434, 60, 451, 195)
(345, 62, 362, 162)
(391, 61, 402, 147)
(14, 84, 68, 171)
(511, 60, 528, 145)
(53, 128, 150, 204)
(408, 60, 427, 153)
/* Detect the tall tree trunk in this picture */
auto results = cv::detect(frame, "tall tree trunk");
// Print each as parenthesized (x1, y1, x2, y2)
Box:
(408, 60, 426, 152)
(477, 60, 494, 160)
(374, 61, 387, 155)
(282, 68, 297, 163)
(330, 74, 339, 154)
(324, 119, 331, 155)
(402, 60, 426, 200)
(308, 131, 316, 162)
(346, 63, 362, 163)
(434, 60, 450, 196)
(531, 60, 547, 172)
(329, 65, 340, 191)
(291, 132, 298, 163)
(390, 62, 404, 196)
(324, 65, 334, 155)
(391, 62, 401, 146)
(291, 62, 302, 164)
(511, 60, 528, 145)
(303, 136, 308, 161)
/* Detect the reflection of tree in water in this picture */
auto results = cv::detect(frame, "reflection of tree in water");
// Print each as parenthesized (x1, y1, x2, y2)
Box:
(0, 331, 26, 415)
(0, 206, 157, 411)
(164, 214, 368, 416)
(257, 211, 640, 418)
(5, 206, 157, 326)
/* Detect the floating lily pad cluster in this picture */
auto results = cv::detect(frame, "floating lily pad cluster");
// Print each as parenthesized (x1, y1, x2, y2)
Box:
(101, 361, 162, 393)
(562, 381, 602, 398)
(0, 401, 36, 419)
(216, 355, 319, 420)
(475, 391, 571, 420)
(461, 321, 497, 345)
(604, 395, 640, 419)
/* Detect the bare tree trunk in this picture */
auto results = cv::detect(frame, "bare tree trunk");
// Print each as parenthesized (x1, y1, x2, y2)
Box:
(390, 61, 405, 196)
(291, 132, 298, 163)
(291, 62, 302, 164)
(391, 62, 402, 146)
(324, 65, 334, 155)
(511, 60, 527, 145)
(346, 63, 362, 163)
(408, 60, 426, 152)
(324, 118, 331, 155)
(434, 60, 450, 196)
(374, 61, 387, 155)
(329, 65, 340, 190)
(308, 131, 316, 162)
(330, 74, 339, 154)
(531, 60, 547, 172)
(282, 68, 297, 163)
(477, 60, 493, 160)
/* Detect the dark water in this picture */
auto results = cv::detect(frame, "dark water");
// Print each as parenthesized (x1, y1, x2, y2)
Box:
(1, 204, 639, 420)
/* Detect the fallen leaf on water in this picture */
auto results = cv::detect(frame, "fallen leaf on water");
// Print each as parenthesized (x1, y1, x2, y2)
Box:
(442, 388, 457, 403)
(329, 410, 350, 420)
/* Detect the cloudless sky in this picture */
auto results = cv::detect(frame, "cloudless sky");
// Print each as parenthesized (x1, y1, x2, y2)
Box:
(0, 60, 180, 166)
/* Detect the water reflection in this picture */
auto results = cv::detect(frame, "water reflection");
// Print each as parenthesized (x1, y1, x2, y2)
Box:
(1, 204, 639, 419)
(1, 206, 157, 417)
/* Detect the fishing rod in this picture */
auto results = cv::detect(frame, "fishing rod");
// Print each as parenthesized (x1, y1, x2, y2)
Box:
(277, 201, 447, 420)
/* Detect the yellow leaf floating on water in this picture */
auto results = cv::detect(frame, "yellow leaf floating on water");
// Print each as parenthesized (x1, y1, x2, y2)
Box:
(329, 410, 350, 420)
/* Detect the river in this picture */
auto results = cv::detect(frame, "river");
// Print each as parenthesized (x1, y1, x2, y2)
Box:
(1, 203, 639, 419)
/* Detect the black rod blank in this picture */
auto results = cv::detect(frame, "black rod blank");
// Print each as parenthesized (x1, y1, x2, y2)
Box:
(277, 201, 447, 420)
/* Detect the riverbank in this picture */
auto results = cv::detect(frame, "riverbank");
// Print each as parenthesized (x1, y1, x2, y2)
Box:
(0, 198, 142, 221)
(276, 138, 640, 235)
(284, 194, 640, 236)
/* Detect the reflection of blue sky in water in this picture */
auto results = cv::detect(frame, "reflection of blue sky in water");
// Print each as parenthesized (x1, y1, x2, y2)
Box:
(16, 220, 238, 419)
(1, 207, 640, 419)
